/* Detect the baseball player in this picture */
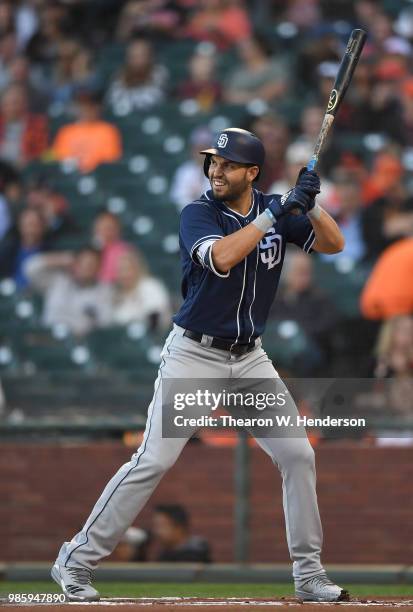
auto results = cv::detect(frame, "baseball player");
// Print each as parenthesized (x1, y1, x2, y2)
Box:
(51, 128, 347, 602)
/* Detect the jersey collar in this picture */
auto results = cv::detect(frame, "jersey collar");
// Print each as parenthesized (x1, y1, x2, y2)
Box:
(203, 189, 258, 220)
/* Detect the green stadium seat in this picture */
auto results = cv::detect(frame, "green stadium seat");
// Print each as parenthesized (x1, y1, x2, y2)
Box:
(0, 343, 19, 372)
(10, 326, 94, 372)
(263, 320, 319, 373)
(96, 42, 125, 86)
(92, 161, 138, 186)
(313, 258, 372, 318)
(87, 327, 161, 385)
(0, 290, 42, 336)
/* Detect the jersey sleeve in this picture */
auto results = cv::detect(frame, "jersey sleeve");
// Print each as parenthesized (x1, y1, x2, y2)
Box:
(284, 212, 315, 253)
(180, 202, 229, 277)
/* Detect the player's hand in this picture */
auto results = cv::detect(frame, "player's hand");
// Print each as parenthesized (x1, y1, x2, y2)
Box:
(296, 167, 321, 197)
(268, 186, 315, 219)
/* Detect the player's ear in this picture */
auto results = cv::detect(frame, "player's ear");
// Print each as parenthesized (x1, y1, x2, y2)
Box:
(247, 165, 259, 183)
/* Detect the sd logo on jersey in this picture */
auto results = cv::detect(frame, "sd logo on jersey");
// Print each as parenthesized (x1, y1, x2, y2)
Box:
(259, 228, 282, 270)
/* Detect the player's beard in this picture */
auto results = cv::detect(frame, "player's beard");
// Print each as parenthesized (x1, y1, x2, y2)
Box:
(211, 176, 250, 202)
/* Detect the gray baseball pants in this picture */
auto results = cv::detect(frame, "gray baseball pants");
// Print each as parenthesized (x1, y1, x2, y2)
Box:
(57, 324, 324, 580)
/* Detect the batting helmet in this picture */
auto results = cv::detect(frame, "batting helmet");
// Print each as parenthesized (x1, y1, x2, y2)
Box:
(200, 127, 265, 180)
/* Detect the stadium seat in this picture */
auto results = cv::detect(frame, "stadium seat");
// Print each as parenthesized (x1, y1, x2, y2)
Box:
(87, 327, 160, 376)
(313, 258, 372, 318)
(0, 344, 19, 372)
(10, 326, 95, 372)
(263, 320, 321, 374)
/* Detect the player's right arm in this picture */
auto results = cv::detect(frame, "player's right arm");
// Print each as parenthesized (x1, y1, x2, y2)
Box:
(180, 201, 270, 277)
(210, 224, 266, 274)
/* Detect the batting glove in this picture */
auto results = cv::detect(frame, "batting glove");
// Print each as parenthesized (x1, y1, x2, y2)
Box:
(267, 186, 316, 219)
(296, 167, 321, 202)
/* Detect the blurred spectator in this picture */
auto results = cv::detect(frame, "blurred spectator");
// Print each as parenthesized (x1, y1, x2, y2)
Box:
(324, 168, 366, 263)
(356, 316, 413, 418)
(0, 83, 48, 166)
(92, 211, 130, 283)
(0, 31, 19, 89)
(25, 248, 112, 336)
(394, 5, 413, 40)
(293, 102, 342, 175)
(106, 37, 168, 114)
(224, 35, 288, 105)
(0, 208, 48, 289)
(398, 78, 413, 147)
(361, 183, 413, 262)
(0, 0, 14, 37)
(361, 58, 406, 143)
(112, 527, 151, 562)
(115, 0, 185, 42)
(14, 1, 39, 50)
(283, 0, 321, 31)
(335, 58, 373, 134)
(152, 504, 212, 563)
(176, 46, 221, 112)
(362, 152, 403, 206)
(354, 0, 383, 32)
(4, 54, 49, 113)
(0, 181, 10, 239)
(0, 161, 22, 239)
(296, 28, 341, 89)
(185, 0, 251, 50)
(52, 90, 122, 173)
(360, 238, 413, 320)
(269, 142, 335, 213)
(26, 176, 77, 242)
(25, 2, 69, 66)
(296, 104, 325, 148)
(367, 10, 409, 56)
(170, 125, 211, 210)
(112, 249, 171, 330)
(247, 113, 289, 191)
(268, 251, 338, 369)
(49, 40, 98, 107)
(374, 315, 413, 379)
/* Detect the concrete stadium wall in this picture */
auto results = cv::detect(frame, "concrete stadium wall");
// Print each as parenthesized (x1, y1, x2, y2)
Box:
(2, 440, 412, 563)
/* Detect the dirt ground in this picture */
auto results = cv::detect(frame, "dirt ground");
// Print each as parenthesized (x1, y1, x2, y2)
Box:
(1, 596, 413, 610)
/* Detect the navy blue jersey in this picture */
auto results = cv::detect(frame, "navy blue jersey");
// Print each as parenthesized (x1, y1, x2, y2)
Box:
(173, 188, 315, 343)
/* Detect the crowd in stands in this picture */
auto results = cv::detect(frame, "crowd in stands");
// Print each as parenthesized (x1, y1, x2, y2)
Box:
(112, 504, 211, 563)
(0, 0, 412, 394)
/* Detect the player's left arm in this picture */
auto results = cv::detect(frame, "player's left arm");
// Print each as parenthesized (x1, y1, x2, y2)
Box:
(307, 206, 345, 254)
(285, 168, 344, 254)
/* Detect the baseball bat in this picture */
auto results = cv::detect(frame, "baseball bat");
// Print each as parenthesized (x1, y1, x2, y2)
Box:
(307, 28, 367, 172)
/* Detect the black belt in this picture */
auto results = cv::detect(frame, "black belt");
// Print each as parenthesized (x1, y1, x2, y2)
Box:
(183, 329, 257, 355)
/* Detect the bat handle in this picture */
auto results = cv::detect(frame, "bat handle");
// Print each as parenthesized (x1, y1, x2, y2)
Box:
(307, 157, 317, 172)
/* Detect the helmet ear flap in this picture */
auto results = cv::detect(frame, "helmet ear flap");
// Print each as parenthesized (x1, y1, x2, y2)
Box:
(203, 154, 211, 178)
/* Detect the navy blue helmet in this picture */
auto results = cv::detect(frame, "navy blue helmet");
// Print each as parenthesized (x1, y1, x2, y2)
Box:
(200, 127, 265, 180)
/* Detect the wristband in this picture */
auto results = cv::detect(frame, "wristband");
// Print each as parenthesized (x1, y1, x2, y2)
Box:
(308, 203, 322, 220)
(265, 207, 276, 223)
(252, 210, 275, 233)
